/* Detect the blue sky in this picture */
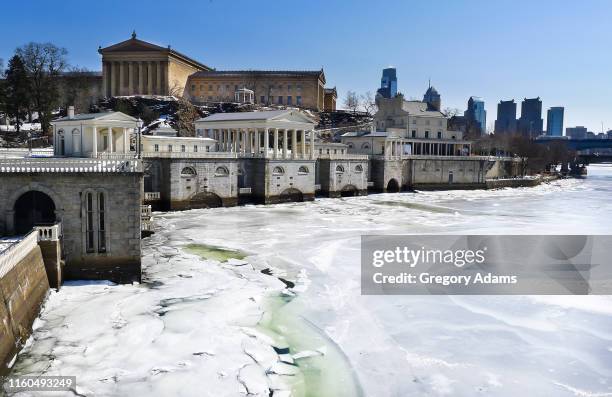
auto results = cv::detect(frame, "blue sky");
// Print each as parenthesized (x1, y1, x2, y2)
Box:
(1, 0, 611, 133)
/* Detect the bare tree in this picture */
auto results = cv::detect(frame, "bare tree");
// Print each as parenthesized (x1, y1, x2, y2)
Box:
(344, 90, 360, 114)
(441, 107, 460, 118)
(16, 42, 68, 135)
(361, 91, 377, 116)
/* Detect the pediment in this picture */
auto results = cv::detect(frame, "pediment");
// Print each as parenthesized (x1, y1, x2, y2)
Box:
(95, 112, 138, 123)
(100, 38, 167, 54)
(272, 111, 316, 125)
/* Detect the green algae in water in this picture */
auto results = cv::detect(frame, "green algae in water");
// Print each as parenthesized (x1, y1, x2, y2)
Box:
(183, 243, 247, 262)
(258, 294, 363, 397)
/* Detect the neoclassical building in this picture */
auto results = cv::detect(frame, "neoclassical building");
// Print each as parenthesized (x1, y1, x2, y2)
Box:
(186, 70, 330, 111)
(98, 32, 212, 97)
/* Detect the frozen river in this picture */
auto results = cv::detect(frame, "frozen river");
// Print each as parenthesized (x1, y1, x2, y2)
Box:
(7, 165, 612, 396)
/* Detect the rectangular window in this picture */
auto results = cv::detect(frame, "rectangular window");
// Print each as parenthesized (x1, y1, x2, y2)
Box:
(278, 96, 283, 104)
(181, 145, 186, 152)
(437, 131, 442, 139)
(260, 96, 265, 103)
(209, 85, 213, 91)
(194, 145, 198, 152)
(154, 144, 159, 152)
(411, 130, 416, 138)
(191, 85, 196, 92)
(168, 144, 173, 152)
(86, 193, 94, 253)
(98, 193, 106, 253)
(287, 84, 292, 91)
(287, 96, 292, 105)
(296, 96, 302, 105)
(425, 131, 430, 138)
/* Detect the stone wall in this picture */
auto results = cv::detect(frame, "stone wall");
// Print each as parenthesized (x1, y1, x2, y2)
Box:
(0, 243, 49, 374)
(0, 173, 142, 284)
(317, 158, 369, 197)
(408, 158, 487, 189)
(246, 159, 316, 204)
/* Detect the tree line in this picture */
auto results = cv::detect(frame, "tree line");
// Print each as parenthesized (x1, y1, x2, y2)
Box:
(0, 42, 89, 136)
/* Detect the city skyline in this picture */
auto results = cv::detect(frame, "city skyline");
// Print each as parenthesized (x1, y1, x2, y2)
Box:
(0, 0, 610, 132)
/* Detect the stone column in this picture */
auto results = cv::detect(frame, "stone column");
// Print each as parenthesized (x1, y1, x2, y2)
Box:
(301, 130, 306, 158)
(102, 62, 108, 97)
(108, 127, 113, 153)
(123, 128, 129, 153)
(157, 61, 162, 95)
(92, 126, 97, 157)
(119, 62, 125, 96)
(282, 129, 288, 159)
(264, 128, 269, 158)
(291, 129, 297, 159)
(138, 62, 144, 94)
(310, 130, 315, 159)
(128, 62, 134, 95)
(110, 62, 116, 96)
(147, 62, 153, 95)
(273, 128, 279, 159)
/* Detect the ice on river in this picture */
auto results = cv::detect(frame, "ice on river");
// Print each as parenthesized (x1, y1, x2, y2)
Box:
(7, 165, 612, 396)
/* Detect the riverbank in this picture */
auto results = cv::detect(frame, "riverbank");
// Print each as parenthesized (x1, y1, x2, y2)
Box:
(6, 165, 612, 396)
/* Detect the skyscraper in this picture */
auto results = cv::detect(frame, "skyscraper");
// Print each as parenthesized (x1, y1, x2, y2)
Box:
(494, 100, 517, 134)
(423, 82, 441, 111)
(518, 97, 544, 137)
(546, 107, 564, 136)
(464, 96, 487, 135)
(377, 67, 397, 99)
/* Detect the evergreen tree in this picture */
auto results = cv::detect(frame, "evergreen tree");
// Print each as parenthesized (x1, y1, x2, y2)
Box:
(4, 55, 30, 133)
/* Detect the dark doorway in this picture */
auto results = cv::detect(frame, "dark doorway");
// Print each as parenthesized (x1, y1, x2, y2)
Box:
(279, 188, 304, 203)
(189, 192, 223, 209)
(340, 185, 358, 197)
(386, 179, 400, 193)
(14, 191, 56, 234)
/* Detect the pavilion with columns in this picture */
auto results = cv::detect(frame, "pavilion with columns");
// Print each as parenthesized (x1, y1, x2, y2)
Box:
(195, 110, 317, 160)
(51, 107, 138, 158)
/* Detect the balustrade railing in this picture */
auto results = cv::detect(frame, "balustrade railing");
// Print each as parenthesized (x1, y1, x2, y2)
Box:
(141, 204, 152, 218)
(238, 187, 252, 194)
(144, 192, 161, 201)
(0, 158, 142, 173)
(34, 223, 62, 241)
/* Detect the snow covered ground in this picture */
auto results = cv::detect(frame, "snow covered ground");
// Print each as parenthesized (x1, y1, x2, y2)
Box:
(6, 165, 612, 396)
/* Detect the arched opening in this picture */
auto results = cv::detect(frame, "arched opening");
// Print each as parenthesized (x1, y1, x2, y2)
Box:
(279, 188, 303, 203)
(386, 179, 400, 193)
(298, 165, 309, 174)
(14, 191, 56, 234)
(189, 192, 223, 209)
(335, 165, 345, 173)
(215, 166, 229, 177)
(355, 164, 364, 173)
(181, 166, 197, 176)
(340, 185, 358, 197)
(272, 166, 285, 175)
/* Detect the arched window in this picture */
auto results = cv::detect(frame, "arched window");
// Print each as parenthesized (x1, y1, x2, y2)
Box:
(298, 166, 309, 174)
(181, 166, 197, 176)
(336, 165, 345, 173)
(361, 143, 370, 149)
(347, 142, 354, 149)
(355, 164, 364, 173)
(72, 128, 81, 154)
(57, 130, 65, 155)
(215, 166, 229, 176)
(272, 166, 285, 175)
(84, 190, 107, 254)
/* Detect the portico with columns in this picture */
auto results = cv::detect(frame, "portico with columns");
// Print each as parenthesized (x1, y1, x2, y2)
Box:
(99, 31, 211, 97)
(51, 109, 138, 159)
(195, 110, 318, 204)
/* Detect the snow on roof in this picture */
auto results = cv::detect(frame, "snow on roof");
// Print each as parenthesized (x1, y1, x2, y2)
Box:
(198, 110, 291, 122)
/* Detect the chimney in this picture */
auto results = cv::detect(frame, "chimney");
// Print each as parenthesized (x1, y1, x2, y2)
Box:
(68, 106, 75, 119)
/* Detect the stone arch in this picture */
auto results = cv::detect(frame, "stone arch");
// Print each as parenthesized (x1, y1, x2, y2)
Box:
(386, 178, 400, 193)
(335, 165, 345, 173)
(181, 166, 197, 176)
(355, 164, 364, 173)
(215, 166, 229, 176)
(340, 184, 358, 197)
(279, 188, 303, 203)
(13, 191, 56, 234)
(188, 191, 223, 209)
(298, 165, 309, 174)
(272, 166, 285, 175)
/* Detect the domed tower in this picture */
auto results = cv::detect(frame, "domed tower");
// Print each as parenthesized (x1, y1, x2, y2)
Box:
(423, 81, 441, 111)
